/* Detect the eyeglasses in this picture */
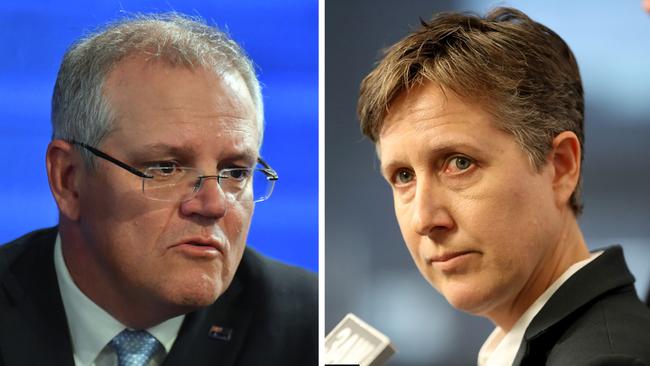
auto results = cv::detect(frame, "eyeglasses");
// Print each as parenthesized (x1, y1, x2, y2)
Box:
(70, 140, 278, 203)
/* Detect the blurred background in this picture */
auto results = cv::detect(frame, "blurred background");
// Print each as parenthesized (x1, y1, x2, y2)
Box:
(326, 1, 650, 365)
(0, 0, 317, 271)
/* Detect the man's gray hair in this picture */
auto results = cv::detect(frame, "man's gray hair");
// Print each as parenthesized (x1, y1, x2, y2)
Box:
(52, 12, 264, 166)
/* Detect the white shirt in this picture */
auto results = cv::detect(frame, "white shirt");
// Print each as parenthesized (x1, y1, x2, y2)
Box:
(477, 251, 602, 366)
(54, 234, 185, 366)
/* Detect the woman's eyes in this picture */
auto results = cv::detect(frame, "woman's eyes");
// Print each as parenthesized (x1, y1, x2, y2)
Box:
(445, 155, 475, 174)
(390, 155, 476, 187)
(393, 169, 415, 186)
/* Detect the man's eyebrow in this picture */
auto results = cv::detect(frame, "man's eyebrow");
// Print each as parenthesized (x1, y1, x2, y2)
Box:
(219, 150, 259, 167)
(134, 143, 259, 166)
(137, 143, 198, 157)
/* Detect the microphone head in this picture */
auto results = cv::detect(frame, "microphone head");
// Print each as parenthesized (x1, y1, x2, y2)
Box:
(325, 313, 396, 366)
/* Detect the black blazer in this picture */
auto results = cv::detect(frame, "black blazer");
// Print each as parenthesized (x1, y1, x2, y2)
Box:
(0, 227, 317, 366)
(513, 246, 650, 366)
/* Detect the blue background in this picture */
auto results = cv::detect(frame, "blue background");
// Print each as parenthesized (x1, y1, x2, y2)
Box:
(0, 0, 318, 272)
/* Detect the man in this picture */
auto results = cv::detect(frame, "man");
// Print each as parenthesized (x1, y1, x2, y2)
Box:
(357, 7, 650, 366)
(0, 13, 316, 366)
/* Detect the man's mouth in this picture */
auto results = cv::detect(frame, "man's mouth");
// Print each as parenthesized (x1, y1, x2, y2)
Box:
(171, 237, 226, 258)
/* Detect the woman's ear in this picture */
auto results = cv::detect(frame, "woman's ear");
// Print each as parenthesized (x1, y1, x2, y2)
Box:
(549, 131, 581, 210)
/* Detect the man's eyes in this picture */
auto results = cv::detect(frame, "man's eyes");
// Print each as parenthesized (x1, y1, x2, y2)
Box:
(143, 160, 254, 180)
(222, 168, 252, 181)
(146, 161, 182, 175)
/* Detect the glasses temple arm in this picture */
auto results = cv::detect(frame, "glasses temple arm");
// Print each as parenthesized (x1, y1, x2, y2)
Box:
(70, 140, 152, 179)
(257, 157, 278, 181)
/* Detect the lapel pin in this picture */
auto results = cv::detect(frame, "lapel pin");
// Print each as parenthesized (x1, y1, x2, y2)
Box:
(208, 325, 233, 341)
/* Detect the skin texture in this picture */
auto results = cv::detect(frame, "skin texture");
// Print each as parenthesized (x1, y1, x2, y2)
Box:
(46, 55, 258, 329)
(377, 82, 589, 330)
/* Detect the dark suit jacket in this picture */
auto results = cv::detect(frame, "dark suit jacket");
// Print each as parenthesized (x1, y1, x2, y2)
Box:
(0, 227, 317, 366)
(513, 246, 650, 366)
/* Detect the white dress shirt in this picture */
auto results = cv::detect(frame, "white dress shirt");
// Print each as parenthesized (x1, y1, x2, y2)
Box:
(54, 234, 185, 366)
(477, 251, 602, 366)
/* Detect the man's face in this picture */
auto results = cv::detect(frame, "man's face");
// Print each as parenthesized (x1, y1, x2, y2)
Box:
(75, 56, 258, 312)
(377, 82, 564, 319)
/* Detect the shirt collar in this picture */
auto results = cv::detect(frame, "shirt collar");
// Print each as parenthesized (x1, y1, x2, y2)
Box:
(54, 234, 184, 366)
(477, 251, 602, 366)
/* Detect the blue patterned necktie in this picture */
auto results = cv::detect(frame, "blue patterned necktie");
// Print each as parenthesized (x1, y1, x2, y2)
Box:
(110, 329, 163, 366)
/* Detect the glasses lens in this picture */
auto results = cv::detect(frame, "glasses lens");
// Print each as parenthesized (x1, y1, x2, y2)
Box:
(142, 167, 200, 202)
(141, 167, 276, 203)
(252, 169, 276, 203)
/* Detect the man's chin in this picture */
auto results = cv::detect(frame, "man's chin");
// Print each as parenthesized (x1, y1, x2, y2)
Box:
(164, 276, 230, 309)
(176, 293, 219, 309)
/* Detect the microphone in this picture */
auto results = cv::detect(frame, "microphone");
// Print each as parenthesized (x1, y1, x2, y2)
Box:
(324, 313, 396, 365)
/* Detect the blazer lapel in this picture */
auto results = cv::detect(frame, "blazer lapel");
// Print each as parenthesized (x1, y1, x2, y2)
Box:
(0, 228, 75, 366)
(512, 246, 635, 365)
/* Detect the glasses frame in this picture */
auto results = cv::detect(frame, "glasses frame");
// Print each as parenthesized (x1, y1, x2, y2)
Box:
(69, 140, 278, 202)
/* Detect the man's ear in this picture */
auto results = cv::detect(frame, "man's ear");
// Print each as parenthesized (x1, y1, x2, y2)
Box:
(46, 139, 82, 221)
(549, 131, 581, 210)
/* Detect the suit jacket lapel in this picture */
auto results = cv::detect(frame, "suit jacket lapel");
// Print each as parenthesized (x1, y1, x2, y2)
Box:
(163, 271, 254, 366)
(0, 228, 75, 366)
(512, 246, 635, 365)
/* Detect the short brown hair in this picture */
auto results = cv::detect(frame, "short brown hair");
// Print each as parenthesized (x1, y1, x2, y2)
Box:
(358, 7, 585, 214)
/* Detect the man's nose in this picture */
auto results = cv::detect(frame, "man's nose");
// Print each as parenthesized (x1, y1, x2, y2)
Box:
(411, 179, 455, 237)
(180, 176, 228, 219)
